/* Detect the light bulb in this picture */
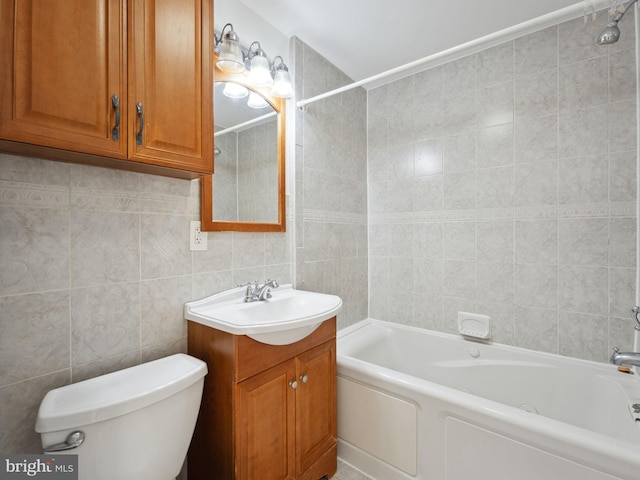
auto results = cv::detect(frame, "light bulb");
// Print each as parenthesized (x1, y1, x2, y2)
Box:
(247, 91, 269, 109)
(223, 82, 249, 99)
(271, 67, 293, 98)
(216, 26, 245, 73)
(249, 54, 273, 87)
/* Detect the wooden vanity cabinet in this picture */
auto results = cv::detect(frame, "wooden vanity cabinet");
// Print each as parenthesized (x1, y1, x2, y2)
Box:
(188, 318, 337, 480)
(0, 0, 213, 179)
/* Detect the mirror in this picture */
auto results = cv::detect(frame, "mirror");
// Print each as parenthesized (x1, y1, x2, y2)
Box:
(201, 56, 286, 232)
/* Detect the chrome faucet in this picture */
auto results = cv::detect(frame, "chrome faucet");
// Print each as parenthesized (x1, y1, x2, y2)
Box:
(610, 347, 640, 367)
(256, 279, 279, 300)
(609, 306, 640, 368)
(239, 279, 279, 302)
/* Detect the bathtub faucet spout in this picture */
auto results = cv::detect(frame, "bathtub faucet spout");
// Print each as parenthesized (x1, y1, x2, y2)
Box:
(610, 347, 640, 367)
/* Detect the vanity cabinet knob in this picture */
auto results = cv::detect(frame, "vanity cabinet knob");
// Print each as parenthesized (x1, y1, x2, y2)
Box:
(289, 380, 298, 389)
(300, 374, 308, 383)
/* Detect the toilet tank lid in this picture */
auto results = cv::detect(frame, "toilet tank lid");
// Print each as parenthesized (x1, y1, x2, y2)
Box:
(35, 354, 207, 433)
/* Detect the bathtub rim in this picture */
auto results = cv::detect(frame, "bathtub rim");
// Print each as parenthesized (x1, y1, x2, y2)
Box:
(337, 318, 640, 478)
(338, 318, 637, 373)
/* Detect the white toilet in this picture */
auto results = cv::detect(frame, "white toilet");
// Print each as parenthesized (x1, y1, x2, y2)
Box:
(35, 354, 207, 480)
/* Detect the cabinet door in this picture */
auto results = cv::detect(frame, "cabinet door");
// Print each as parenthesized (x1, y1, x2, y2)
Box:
(295, 340, 337, 475)
(128, 0, 213, 173)
(236, 359, 296, 480)
(0, 0, 127, 158)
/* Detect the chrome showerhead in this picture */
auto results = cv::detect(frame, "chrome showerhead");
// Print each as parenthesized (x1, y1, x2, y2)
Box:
(596, 22, 621, 45)
(596, 0, 638, 45)
(214, 146, 222, 156)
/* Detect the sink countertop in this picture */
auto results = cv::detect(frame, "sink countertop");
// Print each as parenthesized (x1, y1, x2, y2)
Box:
(184, 284, 342, 345)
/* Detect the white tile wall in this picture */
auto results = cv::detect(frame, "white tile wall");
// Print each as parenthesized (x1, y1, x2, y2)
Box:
(368, 13, 637, 361)
(0, 153, 293, 454)
(293, 38, 369, 330)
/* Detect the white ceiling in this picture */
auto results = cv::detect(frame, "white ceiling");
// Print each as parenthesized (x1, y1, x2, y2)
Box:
(238, 0, 590, 82)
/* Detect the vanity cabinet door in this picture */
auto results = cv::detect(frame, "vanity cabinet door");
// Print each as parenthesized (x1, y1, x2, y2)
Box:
(0, 0, 127, 158)
(127, 0, 213, 173)
(236, 359, 296, 480)
(0, 0, 212, 177)
(187, 318, 337, 480)
(295, 340, 337, 476)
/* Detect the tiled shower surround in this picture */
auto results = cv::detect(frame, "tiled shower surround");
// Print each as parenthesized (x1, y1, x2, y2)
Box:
(293, 37, 369, 327)
(368, 13, 637, 361)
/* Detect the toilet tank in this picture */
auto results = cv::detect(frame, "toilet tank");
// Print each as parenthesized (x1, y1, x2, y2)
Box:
(36, 354, 207, 480)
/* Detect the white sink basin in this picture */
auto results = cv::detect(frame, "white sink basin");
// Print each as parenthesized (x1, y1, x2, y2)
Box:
(184, 284, 342, 345)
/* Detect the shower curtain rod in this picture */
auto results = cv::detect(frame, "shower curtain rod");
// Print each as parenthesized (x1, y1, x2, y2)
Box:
(295, 0, 609, 110)
(214, 111, 277, 137)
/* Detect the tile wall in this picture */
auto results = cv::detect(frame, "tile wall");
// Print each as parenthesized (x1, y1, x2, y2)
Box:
(368, 12, 638, 362)
(0, 154, 292, 453)
(0, 36, 369, 456)
(212, 130, 239, 220)
(213, 119, 280, 222)
(237, 119, 279, 222)
(293, 37, 369, 329)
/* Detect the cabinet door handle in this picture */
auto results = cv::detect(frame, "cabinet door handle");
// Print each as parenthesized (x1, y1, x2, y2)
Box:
(289, 380, 298, 389)
(136, 102, 144, 145)
(111, 95, 120, 141)
(300, 374, 308, 383)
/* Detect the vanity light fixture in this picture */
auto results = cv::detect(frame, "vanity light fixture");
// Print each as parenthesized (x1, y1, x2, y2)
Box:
(216, 24, 245, 73)
(271, 57, 294, 99)
(247, 42, 273, 87)
(214, 23, 293, 99)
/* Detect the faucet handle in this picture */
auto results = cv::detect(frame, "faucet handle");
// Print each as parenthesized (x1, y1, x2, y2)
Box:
(238, 282, 255, 292)
(610, 346, 621, 365)
(631, 306, 640, 331)
(238, 282, 259, 302)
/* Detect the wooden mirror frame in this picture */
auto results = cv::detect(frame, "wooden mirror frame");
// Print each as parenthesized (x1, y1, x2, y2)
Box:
(201, 55, 286, 232)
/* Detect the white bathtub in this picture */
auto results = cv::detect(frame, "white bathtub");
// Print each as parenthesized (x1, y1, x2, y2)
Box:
(337, 319, 640, 480)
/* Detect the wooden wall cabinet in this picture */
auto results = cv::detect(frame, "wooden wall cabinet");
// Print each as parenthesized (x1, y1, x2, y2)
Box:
(188, 318, 337, 480)
(0, 0, 213, 179)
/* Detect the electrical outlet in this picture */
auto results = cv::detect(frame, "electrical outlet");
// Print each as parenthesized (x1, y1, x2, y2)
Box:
(189, 220, 207, 251)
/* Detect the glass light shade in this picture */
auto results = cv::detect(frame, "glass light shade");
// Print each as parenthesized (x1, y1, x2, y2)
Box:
(271, 68, 293, 98)
(248, 54, 273, 87)
(217, 36, 245, 73)
(223, 82, 249, 99)
(247, 91, 270, 109)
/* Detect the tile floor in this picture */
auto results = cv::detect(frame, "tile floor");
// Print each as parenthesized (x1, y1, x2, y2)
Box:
(333, 460, 374, 480)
